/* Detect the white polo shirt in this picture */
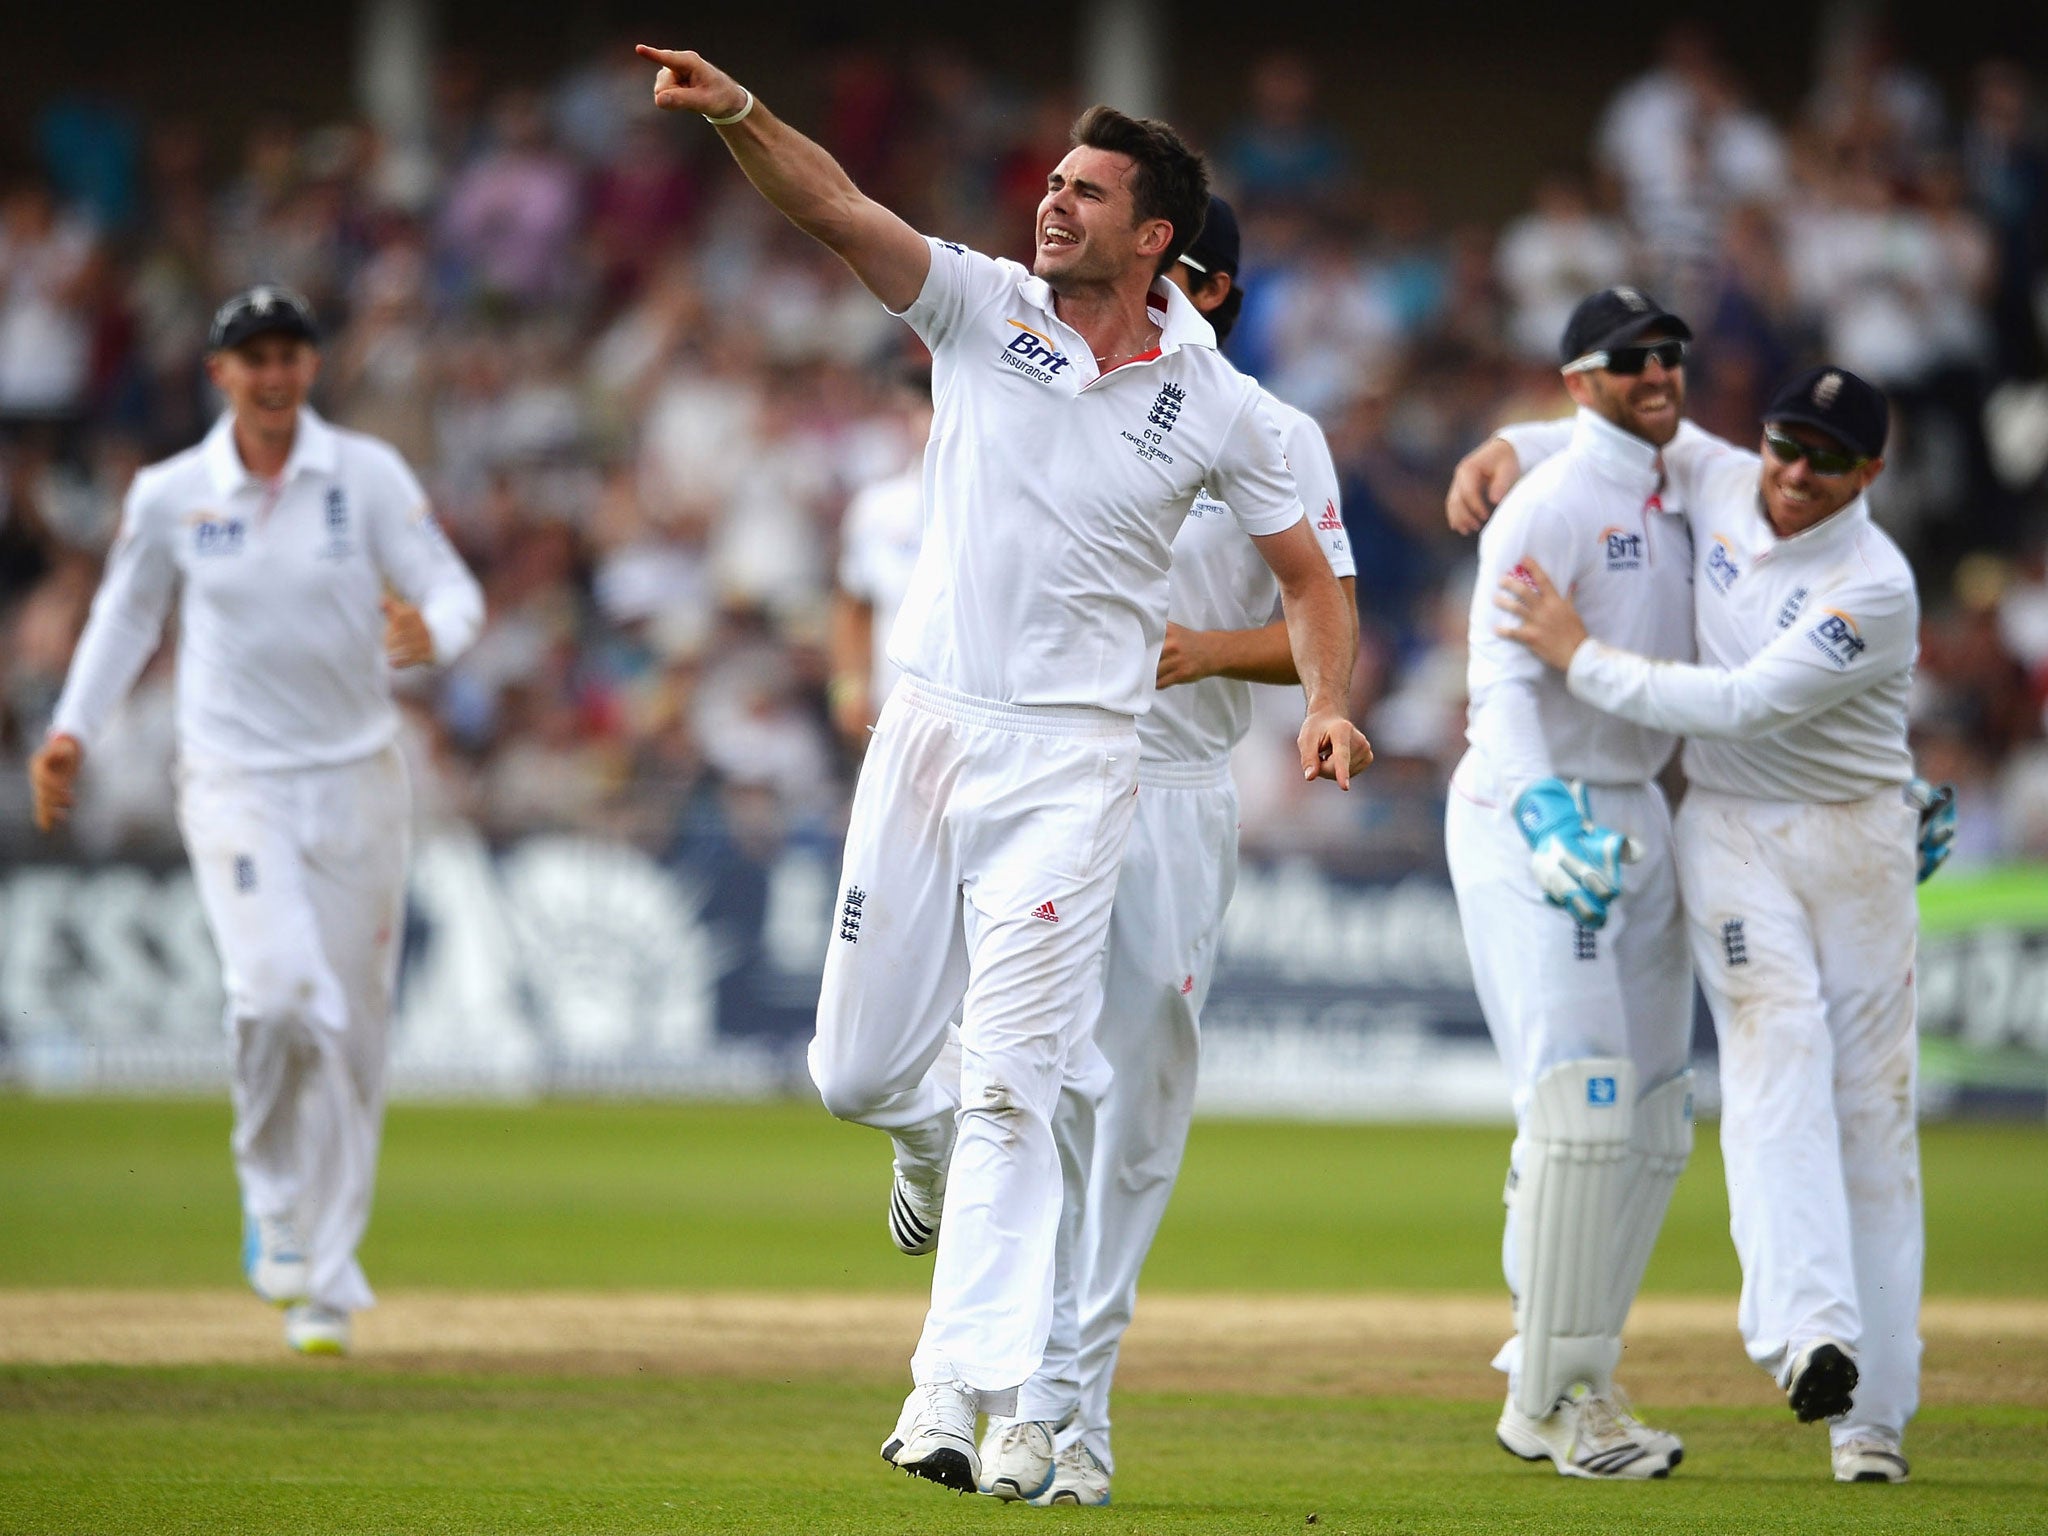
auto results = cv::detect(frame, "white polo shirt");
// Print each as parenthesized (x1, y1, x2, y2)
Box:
(1565, 422, 1917, 802)
(837, 464, 924, 707)
(886, 237, 1305, 719)
(53, 407, 485, 773)
(1457, 407, 1694, 804)
(1141, 392, 1355, 766)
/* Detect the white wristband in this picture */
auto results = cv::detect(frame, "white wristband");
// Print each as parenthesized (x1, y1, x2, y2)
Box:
(703, 89, 755, 127)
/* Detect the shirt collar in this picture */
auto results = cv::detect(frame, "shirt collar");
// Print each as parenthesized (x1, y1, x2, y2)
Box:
(1749, 490, 1873, 560)
(202, 406, 339, 497)
(1015, 270, 1218, 361)
(1569, 407, 1667, 497)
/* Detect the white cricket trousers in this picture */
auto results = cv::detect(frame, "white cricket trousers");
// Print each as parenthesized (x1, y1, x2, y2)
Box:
(177, 744, 410, 1314)
(1676, 786, 1923, 1444)
(809, 677, 1138, 1401)
(1445, 773, 1693, 1390)
(1016, 760, 1238, 1469)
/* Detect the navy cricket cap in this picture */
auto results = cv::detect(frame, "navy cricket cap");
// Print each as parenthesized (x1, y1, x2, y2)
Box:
(1179, 195, 1241, 279)
(1559, 285, 1692, 367)
(208, 285, 319, 352)
(1763, 365, 1888, 460)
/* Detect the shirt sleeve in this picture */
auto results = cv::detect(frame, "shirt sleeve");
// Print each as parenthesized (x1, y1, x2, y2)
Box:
(1210, 388, 1305, 538)
(888, 237, 1017, 353)
(1466, 483, 1586, 796)
(363, 446, 485, 666)
(1276, 406, 1355, 579)
(50, 473, 181, 752)
(1567, 574, 1917, 739)
(1661, 419, 1761, 513)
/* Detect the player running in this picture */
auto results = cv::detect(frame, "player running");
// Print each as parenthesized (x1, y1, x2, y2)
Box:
(637, 45, 1366, 1493)
(1445, 287, 1697, 1478)
(1475, 365, 1947, 1485)
(974, 197, 1358, 1506)
(27, 286, 484, 1356)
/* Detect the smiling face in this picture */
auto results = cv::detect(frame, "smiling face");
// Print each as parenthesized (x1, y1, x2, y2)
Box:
(207, 333, 319, 442)
(1033, 145, 1171, 290)
(1563, 328, 1686, 446)
(1758, 422, 1883, 538)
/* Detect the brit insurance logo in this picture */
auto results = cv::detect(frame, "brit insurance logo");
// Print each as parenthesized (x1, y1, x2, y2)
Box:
(1000, 320, 1073, 385)
(1704, 534, 1741, 594)
(1599, 524, 1643, 571)
(187, 510, 246, 557)
(1807, 608, 1867, 670)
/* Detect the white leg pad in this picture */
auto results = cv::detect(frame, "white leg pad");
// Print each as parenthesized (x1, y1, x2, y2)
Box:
(1606, 1070, 1694, 1335)
(1511, 1057, 1635, 1417)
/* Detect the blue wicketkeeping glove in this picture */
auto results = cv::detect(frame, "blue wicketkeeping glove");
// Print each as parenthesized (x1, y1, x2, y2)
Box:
(1906, 778, 1957, 884)
(1513, 777, 1644, 930)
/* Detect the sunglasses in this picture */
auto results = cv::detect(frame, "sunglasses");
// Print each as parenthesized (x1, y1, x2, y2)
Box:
(1563, 339, 1688, 376)
(1763, 427, 1866, 477)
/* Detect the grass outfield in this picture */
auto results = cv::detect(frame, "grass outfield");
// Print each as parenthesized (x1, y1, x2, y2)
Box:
(4, 1099, 2047, 1293)
(2, 1098, 2046, 1534)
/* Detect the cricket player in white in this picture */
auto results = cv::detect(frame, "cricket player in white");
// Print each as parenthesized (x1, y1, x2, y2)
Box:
(28, 286, 484, 1356)
(1484, 365, 1941, 1485)
(637, 45, 1365, 1494)
(1446, 288, 1698, 1478)
(976, 198, 1358, 1506)
(828, 366, 929, 749)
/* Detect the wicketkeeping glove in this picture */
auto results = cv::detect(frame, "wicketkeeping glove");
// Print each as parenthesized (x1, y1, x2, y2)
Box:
(1513, 777, 1644, 931)
(1906, 778, 1957, 884)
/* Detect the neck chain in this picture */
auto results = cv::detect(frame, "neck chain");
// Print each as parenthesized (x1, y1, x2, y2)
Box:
(1094, 326, 1161, 368)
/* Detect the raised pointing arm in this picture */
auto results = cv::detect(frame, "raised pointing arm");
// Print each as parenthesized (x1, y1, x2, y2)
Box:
(639, 46, 930, 312)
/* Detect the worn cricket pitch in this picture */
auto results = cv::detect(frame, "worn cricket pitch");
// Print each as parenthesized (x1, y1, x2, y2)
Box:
(6, 1290, 2045, 1411)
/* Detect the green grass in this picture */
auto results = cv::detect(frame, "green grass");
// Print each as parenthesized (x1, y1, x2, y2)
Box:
(3, 1099, 2046, 1534)
(2, 1369, 2043, 1536)
(2, 1098, 2045, 1294)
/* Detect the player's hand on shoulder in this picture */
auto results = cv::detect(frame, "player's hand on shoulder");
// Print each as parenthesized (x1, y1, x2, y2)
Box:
(1447, 436, 1522, 535)
(1494, 557, 1588, 671)
(28, 732, 83, 833)
(1298, 708, 1371, 790)
(1513, 777, 1643, 929)
(635, 44, 748, 119)
(382, 595, 434, 668)
(1906, 778, 1957, 884)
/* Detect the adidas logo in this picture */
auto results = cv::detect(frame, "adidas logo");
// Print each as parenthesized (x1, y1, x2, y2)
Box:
(1316, 499, 1342, 531)
(1033, 901, 1060, 924)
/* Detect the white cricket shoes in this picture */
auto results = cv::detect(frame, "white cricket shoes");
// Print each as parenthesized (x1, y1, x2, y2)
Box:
(1497, 1386, 1683, 1479)
(1030, 1441, 1112, 1506)
(284, 1303, 351, 1356)
(976, 1418, 1056, 1501)
(242, 1213, 308, 1307)
(888, 1164, 943, 1256)
(1832, 1434, 1909, 1483)
(880, 1381, 979, 1491)
(1784, 1338, 1859, 1423)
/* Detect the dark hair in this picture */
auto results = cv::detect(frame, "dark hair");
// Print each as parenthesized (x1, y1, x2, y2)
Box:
(1070, 106, 1211, 275)
(1201, 280, 1245, 347)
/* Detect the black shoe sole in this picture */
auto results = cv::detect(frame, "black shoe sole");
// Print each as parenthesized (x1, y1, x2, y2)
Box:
(1789, 1345, 1859, 1423)
(898, 1448, 976, 1492)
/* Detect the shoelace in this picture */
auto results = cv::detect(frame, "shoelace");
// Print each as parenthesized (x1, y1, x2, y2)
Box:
(991, 1421, 1051, 1455)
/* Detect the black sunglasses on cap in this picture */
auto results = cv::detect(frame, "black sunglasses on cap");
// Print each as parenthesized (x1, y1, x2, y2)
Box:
(1762, 427, 1867, 477)
(1562, 339, 1688, 376)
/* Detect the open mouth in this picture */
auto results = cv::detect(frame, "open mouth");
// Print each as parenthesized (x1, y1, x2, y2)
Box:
(1040, 224, 1080, 251)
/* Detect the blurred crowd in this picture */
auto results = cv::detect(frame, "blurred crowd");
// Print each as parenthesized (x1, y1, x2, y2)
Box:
(3, 18, 2047, 872)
